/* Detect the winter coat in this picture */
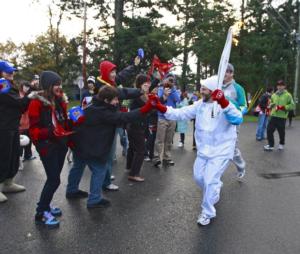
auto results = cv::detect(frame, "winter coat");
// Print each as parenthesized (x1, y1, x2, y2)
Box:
(270, 90, 295, 119)
(28, 98, 70, 156)
(0, 86, 29, 130)
(176, 98, 189, 133)
(258, 92, 271, 113)
(127, 97, 148, 130)
(72, 98, 144, 162)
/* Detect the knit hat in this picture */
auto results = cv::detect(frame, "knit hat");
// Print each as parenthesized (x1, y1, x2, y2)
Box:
(87, 76, 95, 84)
(32, 74, 39, 80)
(40, 71, 62, 90)
(201, 75, 218, 92)
(99, 60, 117, 85)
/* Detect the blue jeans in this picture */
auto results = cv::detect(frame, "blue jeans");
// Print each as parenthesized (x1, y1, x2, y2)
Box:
(256, 113, 268, 140)
(102, 132, 117, 188)
(66, 153, 108, 205)
(117, 127, 128, 155)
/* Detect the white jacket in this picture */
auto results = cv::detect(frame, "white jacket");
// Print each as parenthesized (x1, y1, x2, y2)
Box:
(164, 100, 243, 159)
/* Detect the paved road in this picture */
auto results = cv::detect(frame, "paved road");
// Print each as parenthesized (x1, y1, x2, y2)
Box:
(1, 121, 300, 254)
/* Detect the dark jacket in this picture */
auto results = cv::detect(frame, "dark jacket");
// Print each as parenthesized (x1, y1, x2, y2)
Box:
(0, 87, 29, 130)
(72, 98, 143, 162)
(127, 97, 148, 130)
(258, 92, 271, 112)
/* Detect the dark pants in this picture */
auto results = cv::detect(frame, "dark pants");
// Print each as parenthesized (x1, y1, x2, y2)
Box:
(180, 133, 185, 144)
(20, 129, 33, 159)
(126, 128, 145, 176)
(0, 130, 20, 183)
(36, 143, 67, 213)
(146, 129, 156, 160)
(267, 117, 286, 147)
(146, 130, 156, 160)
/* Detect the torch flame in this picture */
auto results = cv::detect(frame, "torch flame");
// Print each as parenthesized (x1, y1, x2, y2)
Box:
(231, 21, 244, 46)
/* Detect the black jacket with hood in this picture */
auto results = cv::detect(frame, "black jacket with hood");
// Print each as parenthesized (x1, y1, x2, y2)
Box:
(72, 97, 144, 162)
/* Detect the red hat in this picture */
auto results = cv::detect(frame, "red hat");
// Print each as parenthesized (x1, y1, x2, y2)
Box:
(99, 60, 117, 85)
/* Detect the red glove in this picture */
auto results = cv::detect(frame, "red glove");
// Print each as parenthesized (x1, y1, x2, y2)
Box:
(140, 100, 154, 114)
(147, 93, 167, 113)
(276, 105, 285, 111)
(156, 101, 167, 113)
(211, 89, 229, 109)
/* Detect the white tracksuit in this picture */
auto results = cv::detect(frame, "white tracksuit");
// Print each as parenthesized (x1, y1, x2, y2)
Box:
(164, 100, 243, 218)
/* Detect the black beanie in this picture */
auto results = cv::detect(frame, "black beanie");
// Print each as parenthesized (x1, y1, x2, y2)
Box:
(40, 71, 62, 90)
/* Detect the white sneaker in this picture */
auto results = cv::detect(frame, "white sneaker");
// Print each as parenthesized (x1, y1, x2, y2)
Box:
(278, 144, 284, 150)
(110, 175, 115, 181)
(104, 183, 119, 191)
(144, 156, 151, 162)
(264, 145, 274, 151)
(177, 142, 183, 148)
(197, 213, 211, 226)
(237, 168, 246, 181)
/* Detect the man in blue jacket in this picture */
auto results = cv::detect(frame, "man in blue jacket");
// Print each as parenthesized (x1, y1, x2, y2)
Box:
(153, 73, 180, 167)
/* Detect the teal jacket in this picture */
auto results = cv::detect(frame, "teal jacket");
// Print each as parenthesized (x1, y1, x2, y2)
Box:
(270, 90, 295, 119)
(223, 81, 247, 115)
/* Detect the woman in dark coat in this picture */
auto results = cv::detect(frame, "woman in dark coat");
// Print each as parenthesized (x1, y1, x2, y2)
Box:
(126, 74, 151, 182)
(0, 61, 30, 203)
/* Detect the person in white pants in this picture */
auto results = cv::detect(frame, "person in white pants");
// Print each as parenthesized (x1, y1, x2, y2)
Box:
(153, 76, 243, 226)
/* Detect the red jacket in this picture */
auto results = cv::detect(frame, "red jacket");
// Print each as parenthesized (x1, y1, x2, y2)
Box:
(28, 98, 70, 155)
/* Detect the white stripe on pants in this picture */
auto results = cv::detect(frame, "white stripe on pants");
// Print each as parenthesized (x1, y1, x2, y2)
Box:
(193, 156, 230, 218)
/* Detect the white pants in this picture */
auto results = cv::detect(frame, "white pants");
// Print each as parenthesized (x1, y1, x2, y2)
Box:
(193, 156, 230, 218)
